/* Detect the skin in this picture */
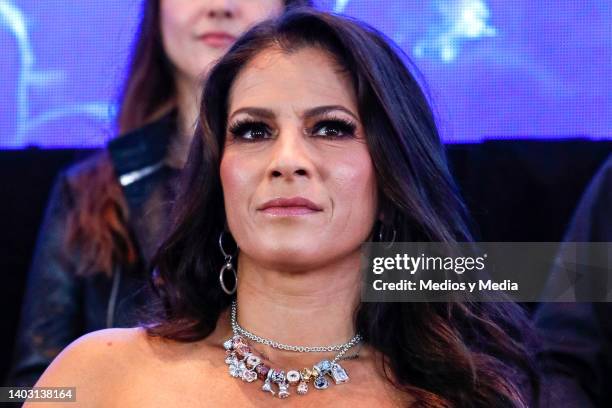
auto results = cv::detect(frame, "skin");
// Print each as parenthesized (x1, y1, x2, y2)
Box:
(220, 46, 378, 363)
(27, 47, 411, 407)
(160, 0, 284, 164)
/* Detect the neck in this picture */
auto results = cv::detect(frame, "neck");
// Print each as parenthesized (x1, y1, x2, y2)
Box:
(167, 73, 200, 168)
(226, 251, 365, 367)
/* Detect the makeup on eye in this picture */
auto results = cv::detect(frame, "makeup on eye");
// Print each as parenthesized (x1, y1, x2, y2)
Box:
(227, 118, 273, 141)
(309, 116, 357, 139)
(227, 114, 359, 142)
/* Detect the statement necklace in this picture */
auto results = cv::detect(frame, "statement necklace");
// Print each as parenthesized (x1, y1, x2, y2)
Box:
(223, 300, 362, 399)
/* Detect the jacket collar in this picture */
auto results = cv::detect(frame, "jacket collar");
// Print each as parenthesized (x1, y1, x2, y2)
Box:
(108, 112, 176, 211)
(107, 112, 176, 183)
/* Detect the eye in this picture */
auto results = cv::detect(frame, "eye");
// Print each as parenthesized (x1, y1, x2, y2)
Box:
(311, 119, 357, 139)
(228, 119, 272, 141)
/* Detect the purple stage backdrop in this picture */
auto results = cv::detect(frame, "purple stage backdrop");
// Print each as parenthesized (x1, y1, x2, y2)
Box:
(0, 0, 610, 148)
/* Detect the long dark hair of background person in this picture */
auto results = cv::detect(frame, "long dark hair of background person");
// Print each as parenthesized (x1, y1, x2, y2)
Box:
(64, 0, 312, 278)
(147, 8, 540, 408)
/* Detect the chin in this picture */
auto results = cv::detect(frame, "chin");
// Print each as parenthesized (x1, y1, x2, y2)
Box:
(251, 241, 330, 269)
(269, 241, 322, 259)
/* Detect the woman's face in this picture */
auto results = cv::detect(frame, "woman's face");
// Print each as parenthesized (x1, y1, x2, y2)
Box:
(220, 47, 378, 270)
(160, 0, 284, 84)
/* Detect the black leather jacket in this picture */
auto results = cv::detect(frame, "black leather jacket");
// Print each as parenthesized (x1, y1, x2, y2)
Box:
(7, 115, 179, 386)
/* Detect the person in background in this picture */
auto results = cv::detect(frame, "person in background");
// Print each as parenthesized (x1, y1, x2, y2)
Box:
(7, 0, 311, 387)
(535, 153, 612, 407)
(30, 9, 538, 407)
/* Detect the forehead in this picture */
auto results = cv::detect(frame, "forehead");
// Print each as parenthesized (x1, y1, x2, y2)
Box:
(227, 46, 358, 115)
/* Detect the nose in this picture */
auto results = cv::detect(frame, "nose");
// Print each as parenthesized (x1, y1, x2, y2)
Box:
(205, 0, 237, 19)
(267, 131, 314, 181)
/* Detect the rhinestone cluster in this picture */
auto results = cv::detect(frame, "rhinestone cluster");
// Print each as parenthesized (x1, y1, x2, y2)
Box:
(223, 334, 353, 399)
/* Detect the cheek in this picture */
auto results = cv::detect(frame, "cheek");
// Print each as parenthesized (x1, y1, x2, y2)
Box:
(160, 1, 185, 39)
(220, 155, 243, 210)
(160, 1, 193, 63)
(241, 1, 284, 26)
(220, 153, 258, 224)
(329, 150, 378, 225)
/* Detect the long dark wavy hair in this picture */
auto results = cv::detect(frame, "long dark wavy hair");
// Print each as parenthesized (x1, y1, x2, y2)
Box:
(148, 8, 539, 407)
(64, 0, 312, 277)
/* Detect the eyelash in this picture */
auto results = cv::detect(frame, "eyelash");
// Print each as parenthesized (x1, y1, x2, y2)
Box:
(228, 119, 271, 141)
(312, 118, 357, 139)
(227, 116, 358, 142)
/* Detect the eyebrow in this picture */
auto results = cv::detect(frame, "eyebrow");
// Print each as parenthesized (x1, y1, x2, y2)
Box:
(228, 105, 359, 122)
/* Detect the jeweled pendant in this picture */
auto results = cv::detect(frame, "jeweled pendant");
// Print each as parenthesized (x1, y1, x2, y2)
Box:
(255, 364, 270, 380)
(235, 344, 251, 360)
(286, 370, 301, 384)
(297, 381, 309, 395)
(223, 339, 233, 350)
(314, 360, 333, 376)
(313, 375, 329, 390)
(300, 367, 315, 382)
(241, 369, 258, 383)
(245, 355, 261, 369)
(270, 369, 286, 384)
(229, 363, 242, 378)
(224, 352, 237, 365)
(262, 379, 275, 396)
(277, 382, 290, 399)
(331, 363, 349, 384)
(232, 335, 245, 347)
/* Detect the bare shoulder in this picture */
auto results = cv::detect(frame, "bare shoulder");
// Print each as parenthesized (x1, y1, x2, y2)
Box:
(37, 327, 150, 381)
(25, 328, 150, 407)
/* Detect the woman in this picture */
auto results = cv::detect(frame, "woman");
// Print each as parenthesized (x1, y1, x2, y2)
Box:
(8, 0, 310, 387)
(30, 9, 538, 407)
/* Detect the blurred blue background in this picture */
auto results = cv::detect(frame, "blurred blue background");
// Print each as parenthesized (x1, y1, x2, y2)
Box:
(0, 0, 610, 148)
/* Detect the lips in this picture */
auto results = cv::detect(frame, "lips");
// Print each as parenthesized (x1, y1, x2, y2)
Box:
(258, 197, 323, 216)
(199, 32, 236, 48)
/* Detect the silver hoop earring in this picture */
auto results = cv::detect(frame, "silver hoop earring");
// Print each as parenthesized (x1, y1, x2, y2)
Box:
(219, 230, 237, 295)
(378, 222, 397, 250)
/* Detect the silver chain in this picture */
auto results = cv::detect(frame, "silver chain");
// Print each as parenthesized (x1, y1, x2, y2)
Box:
(331, 335, 361, 364)
(230, 300, 362, 354)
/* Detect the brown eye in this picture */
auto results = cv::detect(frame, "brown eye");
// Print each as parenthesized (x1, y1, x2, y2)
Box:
(312, 119, 357, 139)
(228, 120, 272, 141)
